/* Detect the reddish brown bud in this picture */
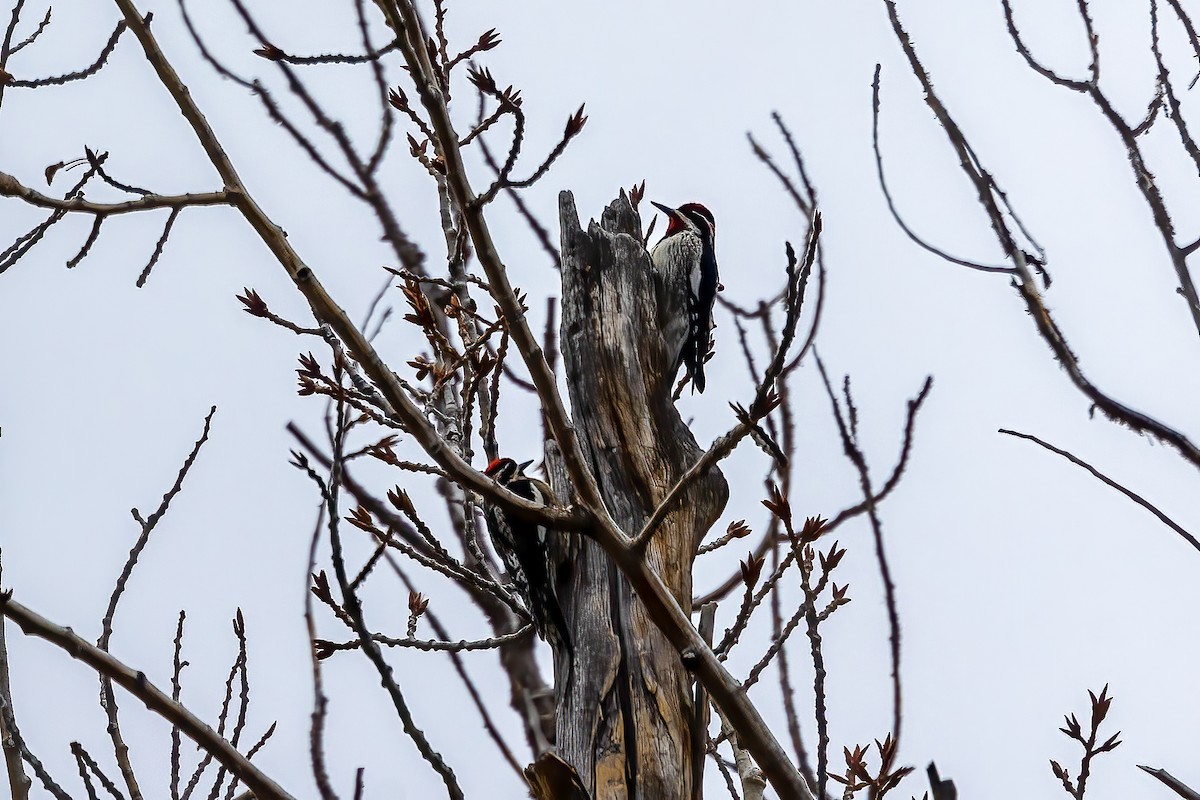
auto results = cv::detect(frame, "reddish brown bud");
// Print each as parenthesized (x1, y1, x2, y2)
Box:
(346, 504, 375, 532)
(253, 43, 285, 61)
(408, 590, 429, 616)
(629, 180, 646, 210)
(475, 29, 501, 52)
(800, 515, 828, 542)
(388, 486, 415, 515)
(237, 288, 269, 317)
(565, 104, 588, 137)
(726, 520, 751, 539)
(388, 87, 410, 112)
(739, 552, 765, 588)
(761, 482, 790, 524)
(297, 352, 321, 377)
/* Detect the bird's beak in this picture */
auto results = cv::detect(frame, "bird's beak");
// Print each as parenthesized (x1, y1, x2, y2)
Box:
(518, 459, 535, 472)
(650, 201, 678, 218)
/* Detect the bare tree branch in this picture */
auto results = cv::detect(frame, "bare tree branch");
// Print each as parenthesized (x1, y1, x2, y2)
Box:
(137, 207, 181, 286)
(109, 0, 583, 532)
(871, 66, 1015, 275)
(7, 6, 50, 57)
(0, 555, 30, 800)
(817, 357, 932, 752)
(253, 39, 400, 66)
(1139, 765, 1200, 800)
(387, 563, 526, 778)
(314, 626, 531, 656)
(999, 429, 1199, 553)
(321, 395, 464, 799)
(1050, 685, 1121, 799)
(695, 377, 928, 608)
(7, 19, 127, 87)
(879, 0, 1200, 470)
(0, 173, 231, 215)
(94, 406, 216, 800)
(0, 595, 296, 800)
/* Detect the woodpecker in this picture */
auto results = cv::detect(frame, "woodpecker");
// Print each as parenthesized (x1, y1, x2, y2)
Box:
(649, 201, 718, 393)
(482, 457, 572, 655)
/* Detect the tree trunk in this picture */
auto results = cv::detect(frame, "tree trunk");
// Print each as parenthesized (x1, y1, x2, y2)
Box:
(551, 191, 729, 799)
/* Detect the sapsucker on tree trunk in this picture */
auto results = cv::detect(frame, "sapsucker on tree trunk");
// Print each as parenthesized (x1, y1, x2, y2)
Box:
(649, 201, 719, 393)
(482, 457, 572, 657)
(556, 191, 732, 799)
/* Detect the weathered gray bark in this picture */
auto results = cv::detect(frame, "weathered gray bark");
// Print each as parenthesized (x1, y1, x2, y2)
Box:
(551, 191, 729, 799)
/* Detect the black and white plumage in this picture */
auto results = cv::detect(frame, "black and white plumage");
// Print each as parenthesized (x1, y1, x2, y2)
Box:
(483, 457, 572, 655)
(649, 201, 718, 393)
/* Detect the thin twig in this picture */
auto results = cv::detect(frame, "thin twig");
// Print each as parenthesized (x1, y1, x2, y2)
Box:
(0, 173, 231, 215)
(322, 392, 465, 798)
(65, 214, 103, 268)
(314, 625, 532, 656)
(0, 0, 28, 113)
(73, 745, 103, 800)
(98, 407, 216, 800)
(881, 0, 1200, 468)
(1138, 765, 1200, 800)
(8, 19, 127, 87)
(225, 724, 277, 800)
(871, 66, 1014, 275)
(389, 563, 525, 778)
(0, 595, 296, 800)
(1150, 0, 1200, 175)
(817, 356, 932, 753)
(1050, 685, 1121, 798)
(206, 611, 251, 800)
(170, 611, 186, 800)
(1000, 429, 1199, 553)
(255, 40, 400, 66)
(695, 375, 925, 608)
(0, 554, 31, 800)
(800, 547, 830, 799)
(708, 738, 743, 800)
(999, 0, 1091, 90)
(86, 147, 153, 196)
(475, 133, 561, 271)
(180, 629, 242, 800)
(8, 6, 50, 56)
(301, 504, 338, 800)
(137, 207, 181, 287)
(70, 743, 123, 800)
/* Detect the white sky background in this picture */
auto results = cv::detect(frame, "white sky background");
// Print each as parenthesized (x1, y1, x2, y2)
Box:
(2, 0, 1199, 798)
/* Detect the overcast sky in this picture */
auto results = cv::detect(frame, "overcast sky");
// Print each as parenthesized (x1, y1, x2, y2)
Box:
(2, 1, 1199, 799)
